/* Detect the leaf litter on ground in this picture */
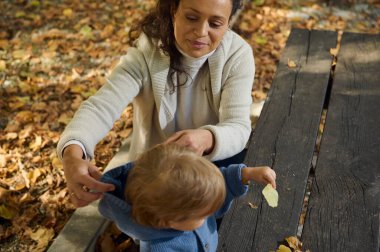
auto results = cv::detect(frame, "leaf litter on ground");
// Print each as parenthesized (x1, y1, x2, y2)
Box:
(0, 0, 379, 251)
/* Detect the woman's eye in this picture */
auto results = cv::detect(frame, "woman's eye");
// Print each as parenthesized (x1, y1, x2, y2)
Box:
(186, 16, 197, 21)
(210, 22, 222, 28)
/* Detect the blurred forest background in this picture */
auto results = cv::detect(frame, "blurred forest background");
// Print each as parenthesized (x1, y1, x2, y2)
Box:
(0, 0, 379, 251)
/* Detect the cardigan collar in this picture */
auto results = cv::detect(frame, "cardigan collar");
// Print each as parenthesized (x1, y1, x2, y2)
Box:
(148, 31, 231, 136)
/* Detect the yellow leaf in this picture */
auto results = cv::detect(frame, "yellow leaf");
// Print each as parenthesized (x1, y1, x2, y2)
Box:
(255, 35, 267, 45)
(58, 113, 72, 125)
(286, 236, 302, 250)
(118, 128, 132, 138)
(14, 180, 26, 191)
(29, 168, 42, 185)
(0, 154, 7, 167)
(52, 157, 63, 170)
(101, 24, 115, 38)
(12, 49, 31, 60)
(0, 204, 17, 219)
(80, 25, 94, 39)
(30, 135, 42, 151)
(287, 59, 297, 68)
(28, 227, 55, 250)
(15, 11, 26, 18)
(63, 8, 73, 18)
(277, 245, 292, 252)
(0, 39, 9, 49)
(15, 110, 34, 124)
(330, 48, 339, 57)
(70, 84, 85, 94)
(248, 202, 258, 209)
(262, 184, 278, 207)
(6, 132, 18, 140)
(0, 60, 6, 72)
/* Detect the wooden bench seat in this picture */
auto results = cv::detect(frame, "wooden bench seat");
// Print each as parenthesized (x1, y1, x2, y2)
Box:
(218, 29, 380, 252)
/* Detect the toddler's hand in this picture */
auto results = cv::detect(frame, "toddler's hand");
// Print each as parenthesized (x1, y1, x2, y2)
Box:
(242, 166, 276, 189)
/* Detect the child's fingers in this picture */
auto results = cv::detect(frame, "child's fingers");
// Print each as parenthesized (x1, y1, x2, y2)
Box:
(265, 169, 277, 189)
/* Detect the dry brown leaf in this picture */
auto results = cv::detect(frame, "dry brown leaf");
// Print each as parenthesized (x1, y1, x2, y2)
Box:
(0, 204, 18, 219)
(15, 111, 34, 124)
(287, 59, 297, 68)
(29, 135, 42, 151)
(248, 202, 258, 209)
(52, 157, 63, 170)
(277, 245, 292, 252)
(28, 168, 42, 185)
(330, 48, 339, 57)
(286, 236, 303, 250)
(63, 8, 73, 18)
(58, 113, 72, 125)
(6, 132, 18, 140)
(118, 128, 132, 138)
(27, 227, 55, 251)
(0, 60, 6, 71)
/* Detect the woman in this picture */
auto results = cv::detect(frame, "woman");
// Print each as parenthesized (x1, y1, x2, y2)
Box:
(58, 0, 255, 207)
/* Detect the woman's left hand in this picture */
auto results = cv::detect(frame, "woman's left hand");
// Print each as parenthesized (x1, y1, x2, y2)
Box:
(164, 129, 214, 156)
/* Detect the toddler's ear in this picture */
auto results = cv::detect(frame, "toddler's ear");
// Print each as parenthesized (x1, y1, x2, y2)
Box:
(158, 219, 170, 229)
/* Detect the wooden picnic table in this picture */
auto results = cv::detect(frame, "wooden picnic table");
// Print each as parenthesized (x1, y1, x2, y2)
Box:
(218, 28, 380, 252)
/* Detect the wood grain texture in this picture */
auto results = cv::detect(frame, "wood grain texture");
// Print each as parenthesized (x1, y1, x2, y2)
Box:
(217, 29, 337, 252)
(302, 32, 380, 252)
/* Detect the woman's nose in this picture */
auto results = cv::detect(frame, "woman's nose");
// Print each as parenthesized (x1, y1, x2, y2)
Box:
(193, 22, 208, 37)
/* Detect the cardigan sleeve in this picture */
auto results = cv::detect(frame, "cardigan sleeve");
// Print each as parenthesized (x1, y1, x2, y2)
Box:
(202, 35, 255, 161)
(57, 46, 149, 159)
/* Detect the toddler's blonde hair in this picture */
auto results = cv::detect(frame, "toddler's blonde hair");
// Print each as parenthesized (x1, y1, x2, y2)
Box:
(125, 144, 226, 228)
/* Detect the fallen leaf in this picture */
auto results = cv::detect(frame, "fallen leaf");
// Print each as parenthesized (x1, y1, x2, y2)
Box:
(15, 11, 26, 18)
(52, 157, 63, 170)
(118, 128, 132, 138)
(27, 227, 55, 251)
(6, 132, 18, 140)
(0, 60, 6, 71)
(255, 35, 267, 45)
(0, 204, 17, 219)
(286, 236, 303, 250)
(248, 202, 258, 209)
(29, 135, 42, 151)
(58, 113, 72, 125)
(80, 25, 94, 39)
(262, 184, 278, 207)
(63, 8, 73, 18)
(287, 59, 297, 68)
(12, 49, 31, 60)
(330, 47, 339, 57)
(277, 245, 292, 252)
(28, 168, 42, 185)
(14, 110, 34, 124)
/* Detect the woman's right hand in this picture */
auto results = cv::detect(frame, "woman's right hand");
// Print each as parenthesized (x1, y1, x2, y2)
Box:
(62, 145, 115, 207)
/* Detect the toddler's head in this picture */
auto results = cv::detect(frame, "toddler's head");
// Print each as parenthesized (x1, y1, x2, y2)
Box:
(125, 144, 226, 230)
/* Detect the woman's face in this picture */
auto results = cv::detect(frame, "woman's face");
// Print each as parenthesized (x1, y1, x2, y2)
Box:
(173, 0, 232, 58)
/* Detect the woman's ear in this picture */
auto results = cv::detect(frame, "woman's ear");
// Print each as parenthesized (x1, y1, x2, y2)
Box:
(170, 1, 180, 21)
(170, 7, 176, 22)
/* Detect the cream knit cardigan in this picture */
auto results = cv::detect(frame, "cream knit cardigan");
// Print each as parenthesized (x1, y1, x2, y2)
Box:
(57, 29, 255, 162)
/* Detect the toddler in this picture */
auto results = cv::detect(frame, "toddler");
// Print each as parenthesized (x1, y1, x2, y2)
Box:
(98, 144, 276, 251)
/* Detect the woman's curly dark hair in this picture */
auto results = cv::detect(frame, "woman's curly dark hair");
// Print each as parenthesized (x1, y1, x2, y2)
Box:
(129, 0, 243, 91)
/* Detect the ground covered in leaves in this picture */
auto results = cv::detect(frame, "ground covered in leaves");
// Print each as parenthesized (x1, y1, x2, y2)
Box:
(0, 0, 379, 251)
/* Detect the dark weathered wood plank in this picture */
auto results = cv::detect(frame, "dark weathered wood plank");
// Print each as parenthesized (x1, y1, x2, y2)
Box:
(302, 32, 380, 252)
(218, 29, 337, 251)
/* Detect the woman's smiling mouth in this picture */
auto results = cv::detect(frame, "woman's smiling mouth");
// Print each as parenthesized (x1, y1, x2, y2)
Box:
(189, 40, 208, 49)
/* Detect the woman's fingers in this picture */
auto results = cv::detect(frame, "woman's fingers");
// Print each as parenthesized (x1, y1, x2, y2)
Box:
(164, 129, 213, 156)
(65, 162, 115, 207)
(69, 190, 102, 207)
(164, 131, 184, 144)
